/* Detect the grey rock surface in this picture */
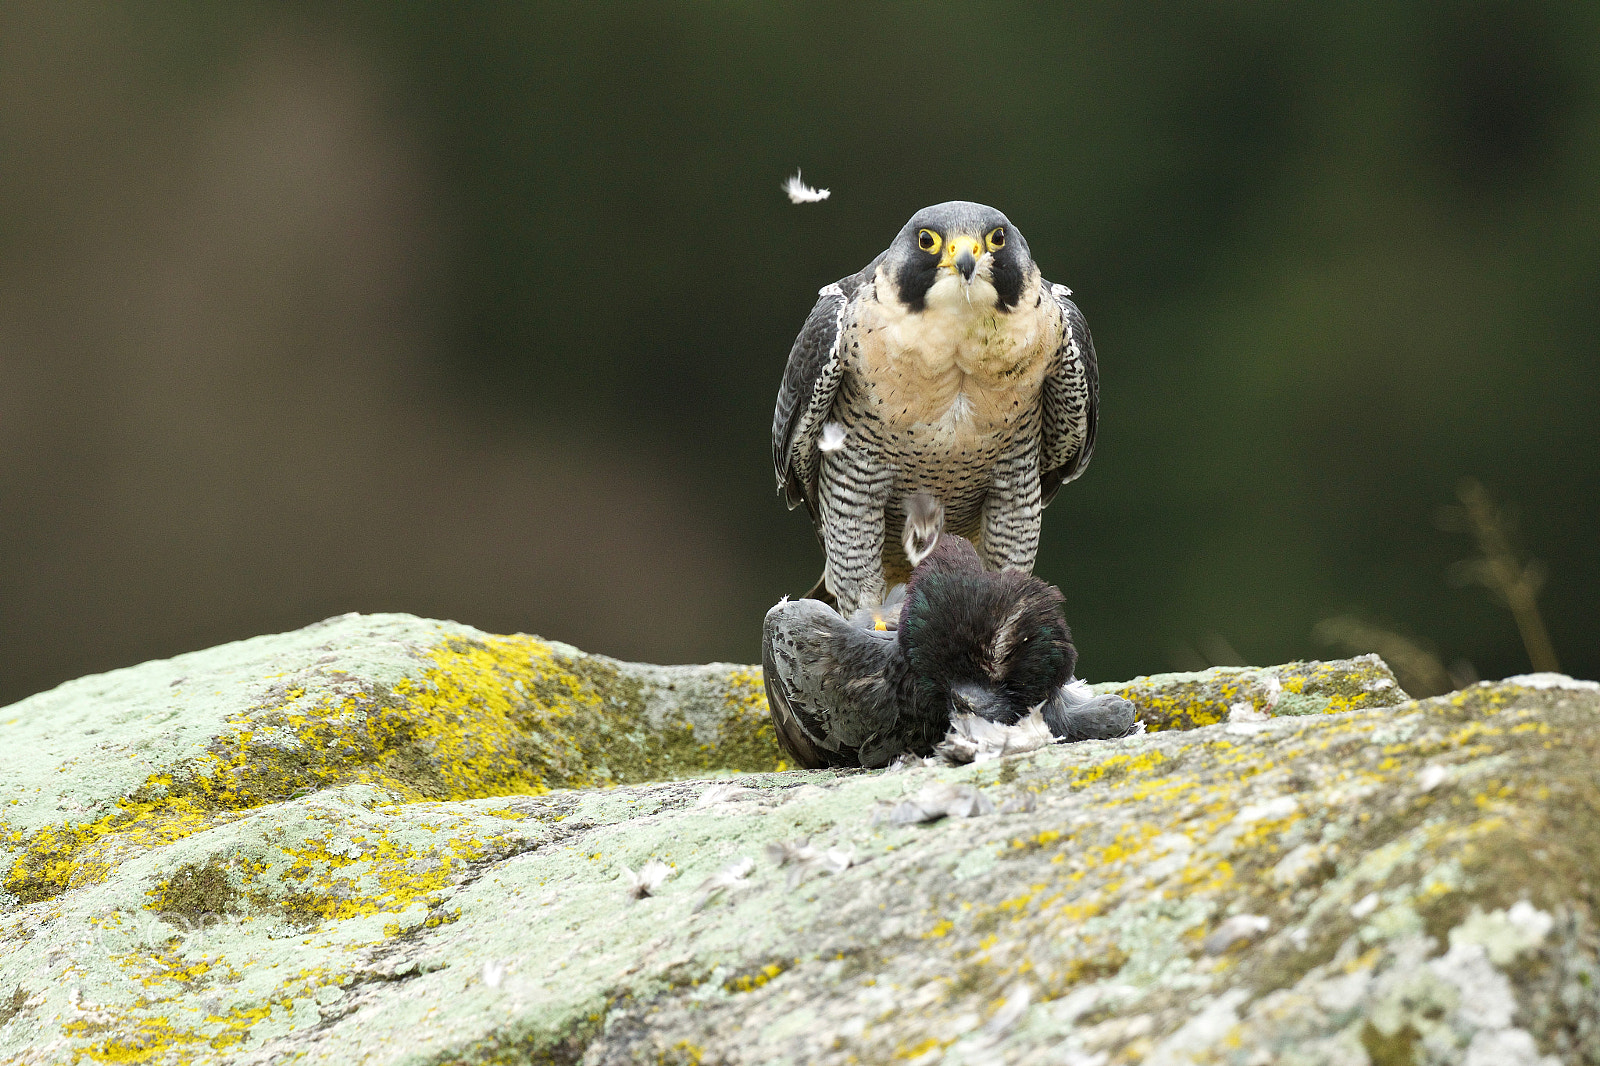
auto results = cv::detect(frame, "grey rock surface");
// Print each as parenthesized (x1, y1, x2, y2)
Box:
(3, 613, 1594, 1064)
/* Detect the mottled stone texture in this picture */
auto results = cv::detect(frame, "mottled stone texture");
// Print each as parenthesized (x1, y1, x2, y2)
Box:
(1, 613, 1595, 1065)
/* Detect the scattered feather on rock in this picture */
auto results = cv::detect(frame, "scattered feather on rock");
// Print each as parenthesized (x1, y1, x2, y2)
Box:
(878, 781, 996, 825)
(936, 707, 1055, 764)
(695, 783, 757, 807)
(765, 837, 855, 888)
(693, 857, 755, 912)
(783, 170, 831, 204)
(621, 859, 674, 900)
(1202, 914, 1271, 955)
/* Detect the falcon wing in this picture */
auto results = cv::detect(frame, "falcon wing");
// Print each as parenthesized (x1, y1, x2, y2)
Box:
(762, 598, 908, 769)
(772, 261, 878, 516)
(1039, 283, 1100, 506)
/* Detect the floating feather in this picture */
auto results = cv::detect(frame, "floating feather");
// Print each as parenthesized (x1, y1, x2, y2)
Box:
(783, 169, 831, 204)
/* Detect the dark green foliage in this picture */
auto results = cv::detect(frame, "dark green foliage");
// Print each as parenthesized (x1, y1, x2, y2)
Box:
(309, 1, 1600, 684)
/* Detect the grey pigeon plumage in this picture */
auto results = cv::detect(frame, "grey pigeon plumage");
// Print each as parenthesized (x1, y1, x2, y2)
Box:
(762, 507, 1135, 770)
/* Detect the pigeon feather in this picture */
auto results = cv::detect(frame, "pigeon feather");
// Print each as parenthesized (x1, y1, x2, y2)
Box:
(783, 170, 831, 204)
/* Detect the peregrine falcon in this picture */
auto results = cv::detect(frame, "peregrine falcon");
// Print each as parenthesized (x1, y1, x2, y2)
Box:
(772, 201, 1098, 616)
(762, 520, 1135, 770)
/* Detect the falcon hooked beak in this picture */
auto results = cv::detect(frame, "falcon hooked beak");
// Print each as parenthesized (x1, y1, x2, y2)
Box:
(939, 234, 985, 283)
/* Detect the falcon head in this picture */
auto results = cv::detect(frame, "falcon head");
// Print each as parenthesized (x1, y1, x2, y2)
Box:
(882, 201, 1037, 314)
(899, 534, 1078, 726)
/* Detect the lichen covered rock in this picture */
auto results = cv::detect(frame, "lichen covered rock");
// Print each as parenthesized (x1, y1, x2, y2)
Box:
(0, 613, 777, 909)
(1, 614, 1594, 1064)
(1096, 653, 1404, 732)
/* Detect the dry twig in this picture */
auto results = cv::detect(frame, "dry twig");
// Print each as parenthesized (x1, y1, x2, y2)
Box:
(1439, 478, 1560, 673)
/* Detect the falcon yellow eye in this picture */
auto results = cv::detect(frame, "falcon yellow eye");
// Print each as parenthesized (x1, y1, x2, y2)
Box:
(986, 227, 1006, 251)
(917, 229, 941, 254)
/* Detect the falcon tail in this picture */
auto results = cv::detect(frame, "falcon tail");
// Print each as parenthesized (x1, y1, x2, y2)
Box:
(802, 572, 837, 609)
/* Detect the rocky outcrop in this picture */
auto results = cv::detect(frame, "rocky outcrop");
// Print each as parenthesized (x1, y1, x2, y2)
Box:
(1, 612, 1595, 1064)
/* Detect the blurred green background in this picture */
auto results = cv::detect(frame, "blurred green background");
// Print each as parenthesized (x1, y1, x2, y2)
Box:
(2, 1, 1595, 707)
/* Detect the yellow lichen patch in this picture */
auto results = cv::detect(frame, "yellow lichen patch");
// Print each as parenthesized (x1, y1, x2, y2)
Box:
(894, 1035, 955, 1060)
(1069, 749, 1168, 789)
(114, 939, 238, 990)
(1009, 829, 1063, 852)
(1107, 681, 1236, 732)
(5, 634, 782, 906)
(204, 1003, 274, 1050)
(1080, 823, 1164, 871)
(1102, 657, 1404, 732)
(724, 961, 790, 993)
(662, 1041, 706, 1065)
(63, 1012, 205, 1063)
(1052, 943, 1131, 990)
(270, 831, 475, 923)
(1275, 659, 1398, 715)
(4, 797, 234, 903)
(700, 667, 784, 771)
